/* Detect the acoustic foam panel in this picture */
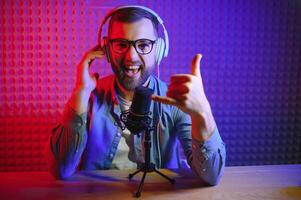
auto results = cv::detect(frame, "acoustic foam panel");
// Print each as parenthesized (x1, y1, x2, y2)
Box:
(0, 0, 300, 171)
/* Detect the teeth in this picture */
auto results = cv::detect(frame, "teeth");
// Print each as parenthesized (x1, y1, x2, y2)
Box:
(124, 65, 140, 77)
(127, 65, 140, 70)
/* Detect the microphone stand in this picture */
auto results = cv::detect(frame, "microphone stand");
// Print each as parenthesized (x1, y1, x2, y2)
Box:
(122, 114, 175, 198)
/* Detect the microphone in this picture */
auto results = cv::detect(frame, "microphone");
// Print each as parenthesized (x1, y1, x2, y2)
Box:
(120, 86, 154, 134)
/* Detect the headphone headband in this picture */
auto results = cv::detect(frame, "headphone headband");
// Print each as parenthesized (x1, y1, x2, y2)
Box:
(100, 5, 164, 27)
(98, 5, 169, 58)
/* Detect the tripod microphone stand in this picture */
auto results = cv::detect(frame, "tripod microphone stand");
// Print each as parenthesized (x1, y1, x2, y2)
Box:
(120, 111, 175, 198)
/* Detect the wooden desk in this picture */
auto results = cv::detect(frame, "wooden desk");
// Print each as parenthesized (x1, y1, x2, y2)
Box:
(0, 165, 300, 200)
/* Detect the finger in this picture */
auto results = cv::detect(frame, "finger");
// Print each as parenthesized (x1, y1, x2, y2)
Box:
(78, 52, 104, 79)
(167, 93, 188, 102)
(191, 53, 202, 77)
(168, 84, 189, 95)
(87, 51, 104, 65)
(91, 50, 105, 55)
(90, 44, 102, 51)
(88, 51, 105, 59)
(83, 51, 104, 66)
(166, 88, 189, 101)
(151, 95, 178, 106)
(170, 74, 192, 84)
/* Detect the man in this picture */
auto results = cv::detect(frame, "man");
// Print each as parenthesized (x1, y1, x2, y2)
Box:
(49, 6, 226, 186)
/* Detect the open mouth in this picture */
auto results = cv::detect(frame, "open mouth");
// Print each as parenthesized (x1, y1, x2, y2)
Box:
(124, 65, 141, 78)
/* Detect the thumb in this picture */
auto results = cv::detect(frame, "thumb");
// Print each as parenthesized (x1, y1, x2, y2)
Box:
(191, 54, 202, 77)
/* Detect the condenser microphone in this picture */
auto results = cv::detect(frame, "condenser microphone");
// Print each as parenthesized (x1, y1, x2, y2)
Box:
(120, 86, 154, 134)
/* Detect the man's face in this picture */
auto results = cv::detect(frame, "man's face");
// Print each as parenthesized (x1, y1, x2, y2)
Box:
(108, 18, 157, 91)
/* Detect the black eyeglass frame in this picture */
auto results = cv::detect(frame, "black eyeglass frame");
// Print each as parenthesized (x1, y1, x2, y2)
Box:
(109, 38, 157, 55)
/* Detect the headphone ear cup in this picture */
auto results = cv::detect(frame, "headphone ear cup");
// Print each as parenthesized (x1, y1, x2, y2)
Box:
(155, 38, 165, 65)
(102, 37, 111, 63)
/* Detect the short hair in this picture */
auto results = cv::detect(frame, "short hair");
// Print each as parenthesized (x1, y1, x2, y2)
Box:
(108, 7, 159, 36)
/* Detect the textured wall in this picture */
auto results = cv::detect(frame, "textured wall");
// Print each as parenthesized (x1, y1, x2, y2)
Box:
(1, 0, 300, 171)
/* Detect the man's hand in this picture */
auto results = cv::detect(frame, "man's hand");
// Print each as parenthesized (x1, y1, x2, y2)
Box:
(75, 45, 105, 93)
(69, 46, 105, 114)
(152, 54, 216, 141)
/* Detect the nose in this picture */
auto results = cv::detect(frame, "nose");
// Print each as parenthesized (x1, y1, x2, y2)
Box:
(125, 44, 140, 62)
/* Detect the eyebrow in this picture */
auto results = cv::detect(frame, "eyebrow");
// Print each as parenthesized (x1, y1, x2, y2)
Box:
(109, 38, 157, 41)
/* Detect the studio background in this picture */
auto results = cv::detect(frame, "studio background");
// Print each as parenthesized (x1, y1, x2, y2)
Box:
(1, 0, 300, 171)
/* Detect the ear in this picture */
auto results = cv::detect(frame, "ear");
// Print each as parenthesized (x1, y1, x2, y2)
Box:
(102, 37, 111, 63)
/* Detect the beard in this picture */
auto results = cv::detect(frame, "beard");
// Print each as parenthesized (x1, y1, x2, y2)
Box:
(111, 61, 155, 91)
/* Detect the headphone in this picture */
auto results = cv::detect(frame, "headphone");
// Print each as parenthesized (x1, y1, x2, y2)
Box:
(97, 5, 169, 66)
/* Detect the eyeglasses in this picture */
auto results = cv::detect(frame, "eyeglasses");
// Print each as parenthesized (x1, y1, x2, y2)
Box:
(109, 38, 156, 55)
